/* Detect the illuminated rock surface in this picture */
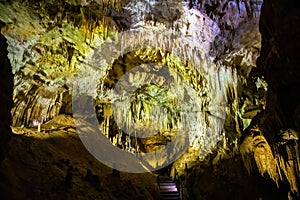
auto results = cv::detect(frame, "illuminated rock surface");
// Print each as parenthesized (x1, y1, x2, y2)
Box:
(0, 0, 299, 199)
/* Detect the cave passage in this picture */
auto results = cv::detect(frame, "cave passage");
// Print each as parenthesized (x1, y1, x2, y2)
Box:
(0, 0, 299, 200)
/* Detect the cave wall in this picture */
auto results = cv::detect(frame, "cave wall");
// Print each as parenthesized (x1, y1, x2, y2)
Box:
(0, 0, 263, 161)
(257, 0, 300, 135)
(0, 0, 129, 128)
(240, 0, 300, 198)
(0, 0, 266, 172)
(177, 1, 300, 199)
(2, 0, 298, 198)
(0, 21, 13, 161)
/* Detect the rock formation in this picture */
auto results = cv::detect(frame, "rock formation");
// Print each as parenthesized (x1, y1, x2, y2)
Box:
(0, 21, 13, 161)
(0, 0, 299, 199)
(240, 0, 300, 198)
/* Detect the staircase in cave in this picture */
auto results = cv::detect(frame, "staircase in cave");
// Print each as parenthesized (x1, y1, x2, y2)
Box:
(158, 176, 180, 200)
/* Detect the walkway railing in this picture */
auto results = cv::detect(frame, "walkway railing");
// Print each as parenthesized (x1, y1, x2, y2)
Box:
(173, 165, 189, 200)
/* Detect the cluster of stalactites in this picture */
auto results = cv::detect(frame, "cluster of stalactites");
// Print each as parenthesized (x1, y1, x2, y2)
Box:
(240, 127, 300, 195)
(29, 0, 129, 40)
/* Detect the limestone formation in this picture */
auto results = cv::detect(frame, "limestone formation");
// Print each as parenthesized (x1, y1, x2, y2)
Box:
(0, 0, 299, 199)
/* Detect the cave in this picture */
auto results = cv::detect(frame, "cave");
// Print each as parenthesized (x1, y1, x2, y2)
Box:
(0, 0, 299, 199)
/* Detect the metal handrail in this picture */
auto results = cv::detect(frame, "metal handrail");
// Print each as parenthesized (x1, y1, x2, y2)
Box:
(173, 168, 189, 200)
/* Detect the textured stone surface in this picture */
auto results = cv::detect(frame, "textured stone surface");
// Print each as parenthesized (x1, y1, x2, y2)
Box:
(0, 22, 13, 161)
(0, 0, 262, 173)
(240, 0, 300, 198)
(2, 0, 298, 199)
(172, 1, 299, 199)
(0, 0, 130, 127)
(0, 115, 159, 200)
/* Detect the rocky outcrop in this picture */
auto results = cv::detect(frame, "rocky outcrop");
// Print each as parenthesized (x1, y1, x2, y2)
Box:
(170, 1, 299, 199)
(0, 0, 131, 127)
(0, 21, 13, 161)
(240, 0, 300, 198)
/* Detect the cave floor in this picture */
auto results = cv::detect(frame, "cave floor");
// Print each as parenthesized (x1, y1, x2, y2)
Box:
(0, 115, 159, 200)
